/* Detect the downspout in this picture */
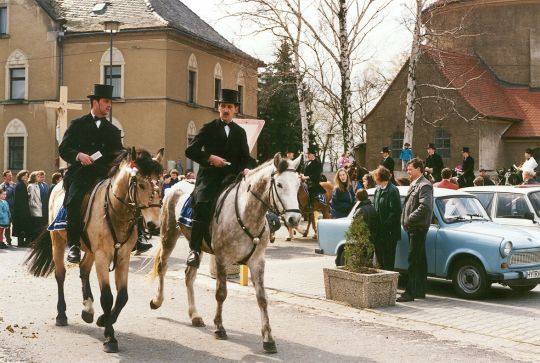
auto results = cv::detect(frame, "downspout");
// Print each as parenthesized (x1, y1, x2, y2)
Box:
(57, 19, 66, 87)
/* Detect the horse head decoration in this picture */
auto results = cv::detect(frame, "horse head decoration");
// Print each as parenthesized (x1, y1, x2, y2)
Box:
(26, 147, 164, 353)
(150, 153, 302, 353)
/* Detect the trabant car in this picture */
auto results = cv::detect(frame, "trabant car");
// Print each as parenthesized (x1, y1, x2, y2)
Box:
(316, 187, 540, 299)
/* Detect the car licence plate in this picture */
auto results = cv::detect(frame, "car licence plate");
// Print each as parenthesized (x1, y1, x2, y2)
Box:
(526, 269, 540, 279)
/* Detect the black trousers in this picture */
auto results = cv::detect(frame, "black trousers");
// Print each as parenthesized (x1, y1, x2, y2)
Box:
(374, 231, 398, 271)
(64, 180, 93, 247)
(190, 201, 212, 252)
(405, 228, 428, 298)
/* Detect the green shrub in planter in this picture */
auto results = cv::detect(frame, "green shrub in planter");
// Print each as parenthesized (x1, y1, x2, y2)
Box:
(344, 217, 375, 273)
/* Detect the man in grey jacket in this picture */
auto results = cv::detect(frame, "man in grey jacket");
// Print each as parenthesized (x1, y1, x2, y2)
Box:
(397, 158, 434, 302)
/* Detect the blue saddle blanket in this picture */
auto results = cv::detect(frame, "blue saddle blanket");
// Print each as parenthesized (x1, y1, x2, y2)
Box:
(178, 195, 193, 227)
(48, 206, 67, 231)
(317, 193, 327, 205)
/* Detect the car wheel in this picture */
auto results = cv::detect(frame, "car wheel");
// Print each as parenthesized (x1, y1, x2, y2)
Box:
(452, 258, 490, 299)
(335, 247, 346, 267)
(509, 284, 538, 294)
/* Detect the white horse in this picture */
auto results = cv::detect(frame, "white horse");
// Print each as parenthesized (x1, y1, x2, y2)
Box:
(149, 153, 302, 353)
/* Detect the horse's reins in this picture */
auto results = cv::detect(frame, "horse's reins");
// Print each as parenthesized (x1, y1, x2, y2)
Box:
(104, 164, 160, 271)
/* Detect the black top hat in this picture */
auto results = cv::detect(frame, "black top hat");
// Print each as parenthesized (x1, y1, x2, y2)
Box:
(307, 146, 318, 154)
(87, 84, 114, 100)
(381, 146, 390, 154)
(526, 148, 534, 155)
(462, 147, 470, 153)
(216, 89, 240, 105)
(427, 143, 436, 149)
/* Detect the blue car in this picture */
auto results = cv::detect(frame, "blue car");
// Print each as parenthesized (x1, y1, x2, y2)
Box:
(316, 187, 540, 299)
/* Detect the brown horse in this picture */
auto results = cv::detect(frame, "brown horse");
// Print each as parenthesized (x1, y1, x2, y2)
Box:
(26, 148, 163, 353)
(149, 154, 302, 353)
(347, 160, 369, 184)
(284, 181, 333, 240)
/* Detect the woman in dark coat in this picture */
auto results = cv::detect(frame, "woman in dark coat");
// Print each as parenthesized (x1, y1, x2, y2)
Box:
(12, 170, 31, 247)
(352, 188, 379, 243)
(331, 168, 355, 218)
(373, 166, 402, 271)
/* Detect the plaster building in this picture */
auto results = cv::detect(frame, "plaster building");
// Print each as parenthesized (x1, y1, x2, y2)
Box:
(362, 0, 540, 171)
(0, 0, 261, 177)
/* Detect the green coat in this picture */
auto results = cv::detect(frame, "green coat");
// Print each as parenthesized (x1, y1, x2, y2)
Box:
(373, 183, 402, 241)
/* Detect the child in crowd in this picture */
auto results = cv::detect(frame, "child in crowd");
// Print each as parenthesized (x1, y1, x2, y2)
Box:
(399, 143, 413, 171)
(0, 190, 11, 249)
(161, 173, 172, 198)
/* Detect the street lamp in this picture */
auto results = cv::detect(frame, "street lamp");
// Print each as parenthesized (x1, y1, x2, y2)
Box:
(102, 20, 120, 121)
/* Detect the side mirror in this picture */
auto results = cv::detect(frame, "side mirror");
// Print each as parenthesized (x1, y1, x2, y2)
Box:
(524, 211, 536, 223)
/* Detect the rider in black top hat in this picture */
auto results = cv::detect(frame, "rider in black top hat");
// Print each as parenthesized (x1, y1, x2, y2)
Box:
(425, 143, 444, 182)
(185, 89, 254, 268)
(459, 147, 475, 188)
(380, 146, 396, 184)
(59, 84, 124, 263)
(301, 146, 325, 209)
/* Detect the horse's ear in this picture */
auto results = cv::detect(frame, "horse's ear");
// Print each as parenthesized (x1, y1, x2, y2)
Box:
(273, 153, 282, 169)
(292, 154, 302, 171)
(130, 146, 137, 161)
(154, 148, 164, 163)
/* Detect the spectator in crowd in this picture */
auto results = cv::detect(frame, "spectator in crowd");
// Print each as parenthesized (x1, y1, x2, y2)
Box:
(478, 169, 495, 186)
(337, 153, 351, 169)
(353, 189, 379, 245)
(379, 146, 396, 184)
(362, 173, 376, 190)
(49, 172, 63, 198)
(425, 143, 444, 182)
(397, 158, 433, 302)
(473, 176, 485, 186)
(0, 190, 10, 249)
(169, 169, 180, 186)
(161, 173, 172, 198)
(517, 148, 538, 174)
(459, 147, 475, 188)
(399, 143, 413, 172)
(331, 168, 355, 218)
(433, 168, 459, 190)
(36, 170, 49, 221)
(373, 166, 402, 271)
(0, 170, 16, 245)
(522, 169, 538, 185)
(28, 172, 45, 241)
(13, 170, 31, 247)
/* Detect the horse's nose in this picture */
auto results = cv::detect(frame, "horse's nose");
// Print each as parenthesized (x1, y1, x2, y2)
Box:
(287, 214, 301, 227)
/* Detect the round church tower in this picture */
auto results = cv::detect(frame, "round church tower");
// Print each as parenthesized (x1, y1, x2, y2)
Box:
(424, 0, 540, 88)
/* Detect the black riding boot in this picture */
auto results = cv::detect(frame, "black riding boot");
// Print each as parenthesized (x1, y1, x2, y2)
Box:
(133, 217, 152, 254)
(187, 220, 205, 268)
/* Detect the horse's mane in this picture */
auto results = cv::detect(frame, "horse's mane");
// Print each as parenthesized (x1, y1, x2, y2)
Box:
(108, 148, 164, 177)
(246, 155, 289, 177)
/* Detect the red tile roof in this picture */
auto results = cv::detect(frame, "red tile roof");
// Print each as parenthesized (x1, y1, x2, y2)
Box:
(424, 47, 540, 138)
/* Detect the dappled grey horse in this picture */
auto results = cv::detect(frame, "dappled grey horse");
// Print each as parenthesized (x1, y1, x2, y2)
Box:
(149, 153, 302, 353)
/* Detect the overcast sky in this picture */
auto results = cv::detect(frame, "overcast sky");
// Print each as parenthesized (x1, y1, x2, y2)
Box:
(181, 0, 413, 70)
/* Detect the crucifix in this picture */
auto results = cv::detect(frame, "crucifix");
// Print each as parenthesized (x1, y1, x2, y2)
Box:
(45, 86, 82, 168)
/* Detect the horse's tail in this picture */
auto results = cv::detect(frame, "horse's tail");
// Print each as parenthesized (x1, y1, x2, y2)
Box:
(24, 228, 55, 277)
(147, 243, 162, 282)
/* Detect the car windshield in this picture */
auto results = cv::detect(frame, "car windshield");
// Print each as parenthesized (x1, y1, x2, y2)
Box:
(528, 191, 540, 217)
(436, 196, 490, 223)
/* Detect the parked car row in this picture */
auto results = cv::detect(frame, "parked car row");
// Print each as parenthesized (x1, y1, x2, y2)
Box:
(316, 186, 540, 299)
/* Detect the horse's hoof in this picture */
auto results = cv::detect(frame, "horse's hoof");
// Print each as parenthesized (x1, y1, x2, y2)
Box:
(103, 339, 118, 353)
(293, 230, 296, 235)
(192, 317, 205, 327)
(150, 300, 160, 310)
(302, 233, 308, 238)
(263, 341, 278, 354)
(55, 316, 68, 326)
(96, 315, 105, 327)
(81, 310, 93, 324)
(214, 329, 228, 340)
(285, 237, 291, 241)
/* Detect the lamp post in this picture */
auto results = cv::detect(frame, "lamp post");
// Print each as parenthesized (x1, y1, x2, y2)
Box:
(102, 20, 120, 121)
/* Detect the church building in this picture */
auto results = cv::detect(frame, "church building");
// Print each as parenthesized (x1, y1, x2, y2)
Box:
(0, 0, 261, 177)
(362, 0, 540, 171)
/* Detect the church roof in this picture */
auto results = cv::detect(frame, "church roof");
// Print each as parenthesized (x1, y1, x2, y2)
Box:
(35, 0, 261, 64)
(424, 47, 540, 139)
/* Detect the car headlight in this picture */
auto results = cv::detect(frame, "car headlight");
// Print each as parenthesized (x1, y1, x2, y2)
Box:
(500, 241, 513, 257)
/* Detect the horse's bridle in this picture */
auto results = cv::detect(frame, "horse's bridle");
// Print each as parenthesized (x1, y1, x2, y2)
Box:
(248, 169, 301, 217)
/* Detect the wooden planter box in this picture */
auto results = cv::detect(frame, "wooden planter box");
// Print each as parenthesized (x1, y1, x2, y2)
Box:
(323, 267, 399, 308)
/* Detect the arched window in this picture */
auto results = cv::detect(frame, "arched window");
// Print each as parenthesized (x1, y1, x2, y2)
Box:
(100, 47, 125, 98)
(5, 49, 28, 100)
(187, 54, 198, 104)
(391, 131, 404, 159)
(435, 129, 451, 159)
(186, 120, 199, 174)
(4, 118, 27, 171)
(237, 70, 245, 114)
(214, 63, 222, 108)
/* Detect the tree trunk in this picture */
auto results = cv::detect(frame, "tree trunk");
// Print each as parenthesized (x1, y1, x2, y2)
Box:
(293, 41, 310, 155)
(338, 0, 354, 154)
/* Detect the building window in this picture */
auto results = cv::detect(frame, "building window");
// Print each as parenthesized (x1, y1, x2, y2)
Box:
(391, 131, 404, 159)
(8, 137, 23, 170)
(0, 7, 7, 35)
(10, 68, 25, 100)
(435, 129, 451, 159)
(104, 65, 121, 98)
(237, 85, 244, 114)
(214, 78, 221, 108)
(188, 70, 197, 104)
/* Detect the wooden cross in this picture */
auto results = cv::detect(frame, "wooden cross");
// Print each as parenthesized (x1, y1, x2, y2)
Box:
(45, 86, 82, 168)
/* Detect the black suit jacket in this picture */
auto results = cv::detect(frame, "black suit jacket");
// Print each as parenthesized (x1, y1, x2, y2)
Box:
(186, 119, 252, 202)
(303, 158, 325, 194)
(426, 153, 444, 181)
(59, 114, 123, 188)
